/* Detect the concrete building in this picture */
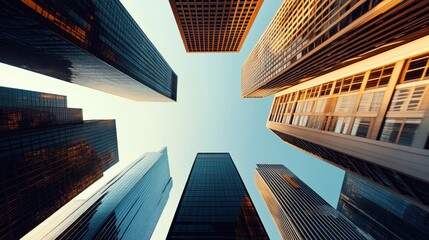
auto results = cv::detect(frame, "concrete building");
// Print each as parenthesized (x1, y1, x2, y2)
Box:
(169, 0, 263, 52)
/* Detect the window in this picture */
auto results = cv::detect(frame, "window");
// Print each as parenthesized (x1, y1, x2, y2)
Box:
(380, 119, 421, 146)
(351, 118, 371, 137)
(357, 91, 384, 112)
(403, 54, 429, 83)
(389, 86, 426, 112)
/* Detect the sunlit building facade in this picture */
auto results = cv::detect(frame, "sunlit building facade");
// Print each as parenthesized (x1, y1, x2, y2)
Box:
(167, 153, 268, 239)
(24, 147, 172, 240)
(0, 0, 177, 101)
(267, 40, 429, 211)
(0, 87, 118, 239)
(255, 164, 371, 240)
(241, 0, 429, 98)
(169, 0, 263, 52)
(338, 173, 429, 240)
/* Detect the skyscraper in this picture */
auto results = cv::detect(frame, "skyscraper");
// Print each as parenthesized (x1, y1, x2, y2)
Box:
(241, 0, 429, 98)
(267, 40, 429, 211)
(167, 153, 269, 239)
(24, 147, 172, 240)
(169, 0, 263, 52)
(338, 173, 429, 240)
(255, 164, 372, 240)
(0, 0, 177, 101)
(0, 87, 118, 239)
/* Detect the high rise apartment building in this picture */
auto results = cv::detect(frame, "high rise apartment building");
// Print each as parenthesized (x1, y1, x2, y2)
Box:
(267, 39, 429, 211)
(241, 0, 429, 98)
(0, 87, 118, 239)
(0, 0, 177, 101)
(338, 173, 429, 240)
(255, 164, 371, 240)
(167, 153, 268, 239)
(169, 0, 263, 52)
(24, 147, 172, 240)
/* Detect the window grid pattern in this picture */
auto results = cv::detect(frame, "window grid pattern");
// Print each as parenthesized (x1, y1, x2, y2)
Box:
(170, 0, 263, 52)
(0, 87, 118, 239)
(167, 153, 268, 239)
(269, 57, 429, 148)
(338, 173, 429, 240)
(2, 0, 178, 101)
(256, 164, 371, 240)
(241, 0, 429, 98)
(56, 149, 172, 240)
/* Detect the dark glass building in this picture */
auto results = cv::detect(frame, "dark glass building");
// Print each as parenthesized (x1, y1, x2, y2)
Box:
(167, 153, 269, 239)
(0, 87, 118, 239)
(256, 164, 372, 240)
(0, 0, 177, 101)
(25, 147, 172, 240)
(338, 173, 429, 240)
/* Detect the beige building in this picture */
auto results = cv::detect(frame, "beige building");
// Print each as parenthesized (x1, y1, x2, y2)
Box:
(267, 37, 429, 211)
(241, 0, 429, 98)
(169, 0, 263, 52)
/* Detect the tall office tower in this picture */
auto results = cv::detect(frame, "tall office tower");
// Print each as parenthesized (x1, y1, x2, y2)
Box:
(255, 164, 371, 240)
(167, 153, 269, 239)
(169, 0, 263, 52)
(0, 0, 177, 102)
(241, 0, 429, 98)
(267, 40, 429, 211)
(338, 173, 429, 240)
(0, 87, 118, 239)
(24, 147, 172, 240)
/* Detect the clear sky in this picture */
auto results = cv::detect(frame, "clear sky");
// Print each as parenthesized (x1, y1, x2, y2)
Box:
(0, 0, 345, 239)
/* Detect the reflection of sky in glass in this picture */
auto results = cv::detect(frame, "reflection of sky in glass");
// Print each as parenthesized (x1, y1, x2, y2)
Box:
(0, 1, 345, 239)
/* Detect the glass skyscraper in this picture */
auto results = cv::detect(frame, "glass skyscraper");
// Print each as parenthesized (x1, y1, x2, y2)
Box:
(241, 0, 429, 98)
(167, 153, 269, 239)
(24, 147, 172, 240)
(255, 164, 372, 240)
(338, 173, 429, 240)
(0, 87, 118, 239)
(0, 0, 177, 101)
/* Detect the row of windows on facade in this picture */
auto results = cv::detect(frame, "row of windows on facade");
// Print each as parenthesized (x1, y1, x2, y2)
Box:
(242, 0, 378, 90)
(269, 54, 429, 148)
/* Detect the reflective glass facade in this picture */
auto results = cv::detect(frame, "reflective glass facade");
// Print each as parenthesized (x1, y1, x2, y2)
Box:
(256, 164, 371, 240)
(29, 148, 172, 240)
(169, 0, 263, 52)
(241, 0, 429, 97)
(168, 153, 268, 239)
(0, 87, 118, 239)
(0, 0, 177, 101)
(268, 46, 429, 211)
(338, 173, 429, 240)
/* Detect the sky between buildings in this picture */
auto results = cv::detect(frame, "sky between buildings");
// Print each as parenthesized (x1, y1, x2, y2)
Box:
(0, 0, 345, 239)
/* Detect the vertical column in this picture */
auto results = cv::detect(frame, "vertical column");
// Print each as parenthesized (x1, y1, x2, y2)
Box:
(368, 60, 405, 140)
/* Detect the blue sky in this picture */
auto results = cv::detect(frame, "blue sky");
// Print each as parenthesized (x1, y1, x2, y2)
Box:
(0, 0, 345, 239)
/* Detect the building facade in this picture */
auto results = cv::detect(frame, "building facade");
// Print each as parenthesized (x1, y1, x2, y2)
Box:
(338, 173, 429, 240)
(0, 0, 177, 101)
(24, 147, 173, 240)
(167, 153, 268, 239)
(267, 39, 429, 211)
(255, 164, 371, 240)
(169, 0, 263, 52)
(0, 87, 118, 239)
(241, 0, 429, 98)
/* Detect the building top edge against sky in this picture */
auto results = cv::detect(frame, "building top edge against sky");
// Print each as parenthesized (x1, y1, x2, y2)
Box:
(169, 0, 264, 53)
(0, 0, 178, 102)
(241, 0, 429, 98)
